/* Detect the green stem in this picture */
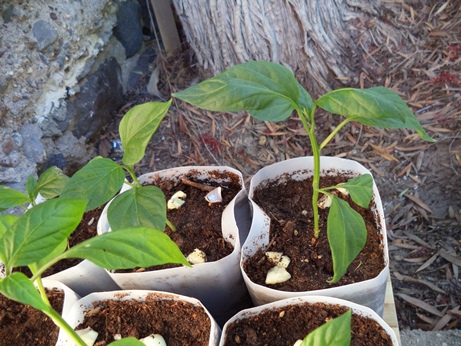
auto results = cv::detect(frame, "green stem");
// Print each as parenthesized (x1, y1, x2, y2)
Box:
(124, 165, 141, 186)
(319, 118, 352, 150)
(298, 107, 321, 238)
(45, 308, 87, 346)
(34, 276, 51, 306)
(166, 218, 176, 232)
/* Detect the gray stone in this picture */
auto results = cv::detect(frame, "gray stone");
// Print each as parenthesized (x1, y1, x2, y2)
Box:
(67, 57, 125, 140)
(32, 20, 59, 51)
(126, 45, 157, 93)
(113, 1, 143, 58)
(55, 131, 92, 173)
(0, 77, 9, 95)
(2, 4, 14, 23)
(19, 123, 44, 163)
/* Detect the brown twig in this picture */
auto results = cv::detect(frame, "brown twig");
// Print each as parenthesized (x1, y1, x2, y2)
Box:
(180, 177, 215, 191)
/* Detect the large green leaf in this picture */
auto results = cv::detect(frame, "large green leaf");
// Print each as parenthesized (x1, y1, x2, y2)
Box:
(173, 61, 300, 122)
(3, 198, 86, 268)
(0, 186, 29, 212)
(61, 157, 125, 211)
(327, 197, 367, 283)
(316, 87, 435, 142)
(108, 185, 166, 231)
(62, 227, 189, 269)
(120, 100, 172, 166)
(26, 176, 38, 202)
(0, 272, 52, 313)
(35, 166, 69, 199)
(338, 174, 373, 208)
(301, 310, 351, 346)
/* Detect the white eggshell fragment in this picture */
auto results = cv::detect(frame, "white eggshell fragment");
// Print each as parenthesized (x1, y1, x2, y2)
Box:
(336, 183, 349, 196)
(265, 251, 283, 265)
(205, 187, 222, 203)
(317, 194, 332, 209)
(167, 191, 187, 210)
(279, 255, 291, 268)
(293, 340, 303, 346)
(75, 327, 98, 346)
(186, 248, 207, 264)
(265, 266, 291, 284)
(140, 334, 167, 346)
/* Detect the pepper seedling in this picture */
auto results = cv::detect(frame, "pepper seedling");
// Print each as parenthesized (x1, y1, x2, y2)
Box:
(294, 309, 352, 346)
(173, 60, 435, 283)
(0, 101, 191, 345)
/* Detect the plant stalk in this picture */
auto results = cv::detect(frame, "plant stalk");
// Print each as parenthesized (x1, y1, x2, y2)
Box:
(124, 165, 141, 186)
(319, 118, 352, 150)
(45, 308, 87, 346)
(34, 276, 51, 306)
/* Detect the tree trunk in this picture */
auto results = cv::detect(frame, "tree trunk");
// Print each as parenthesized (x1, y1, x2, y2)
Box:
(172, 0, 405, 96)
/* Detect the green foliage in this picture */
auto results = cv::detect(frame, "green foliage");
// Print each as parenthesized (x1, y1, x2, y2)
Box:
(0, 100, 190, 345)
(174, 60, 434, 283)
(300, 310, 352, 346)
(107, 186, 166, 231)
(61, 157, 125, 211)
(120, 100, 172, 166)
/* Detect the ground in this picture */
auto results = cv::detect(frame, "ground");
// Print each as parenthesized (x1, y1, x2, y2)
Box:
(97, 0, 461, 336)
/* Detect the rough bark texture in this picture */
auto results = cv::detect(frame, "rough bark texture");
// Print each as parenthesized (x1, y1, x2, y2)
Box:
(172, 0, 403, 96)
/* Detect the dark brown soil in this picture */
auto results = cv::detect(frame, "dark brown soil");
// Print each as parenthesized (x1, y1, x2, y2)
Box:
(118, 170, 241, 272)
(222, 302, 393, 346)
(75, 294, 212, 346)
(0, 288, 64, 346)
(244, 173, 386, 291)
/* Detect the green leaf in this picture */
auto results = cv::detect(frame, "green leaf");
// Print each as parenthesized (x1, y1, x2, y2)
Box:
(327, 197, 367, 284)
(108, 185, 166, 231)
(0, 272, 52, 313)
(62, 227, 189, 269)
(298, 82, 314, 113)
(26, 176, 38, 201)
(35, 166, 70, 199)
(0, 214, 18, 263)
(316, 87, 435, 142)
(338, 174, 373, 208)
(0, 186, 29, 212)
(61, 157, 125, 211)
(173, 61, 300, 122)
(301, 310, 352, 346)
(120, 100, 172, 166)
(3, 198, 86, 268)
(109, 338, 145, 346)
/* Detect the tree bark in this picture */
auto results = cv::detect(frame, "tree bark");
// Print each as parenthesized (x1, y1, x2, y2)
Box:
(172, 0, 404, 96)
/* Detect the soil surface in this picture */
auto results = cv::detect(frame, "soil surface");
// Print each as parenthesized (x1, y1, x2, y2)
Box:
(222, 302, 392, 346)
(75, 294, 211, 346)
(244, 174, 385, 291)
(0, 288, 64, 346)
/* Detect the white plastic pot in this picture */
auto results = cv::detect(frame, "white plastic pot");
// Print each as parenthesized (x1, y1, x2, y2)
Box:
(98, 166, 249, 325)
(58, 290, 221, 346)
(219, 295, 398, 346)
(44, 261, 120, 297)
(242, 156, 389, 316)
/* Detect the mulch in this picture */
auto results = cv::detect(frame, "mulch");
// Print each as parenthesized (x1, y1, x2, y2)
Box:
(98, 0, 461, 332)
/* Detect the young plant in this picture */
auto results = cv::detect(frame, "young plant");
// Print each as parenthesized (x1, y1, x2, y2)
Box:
(0, 101, 190, 345)
(295, 309, 352, 346)
(60, 100, 175, 232)
(173, 61, 435, 283)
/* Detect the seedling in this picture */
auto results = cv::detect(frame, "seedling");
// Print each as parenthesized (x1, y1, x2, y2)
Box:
(173, 61, 435, 283)
(295, 309, 352, 346)
(0, 101, 190, 345)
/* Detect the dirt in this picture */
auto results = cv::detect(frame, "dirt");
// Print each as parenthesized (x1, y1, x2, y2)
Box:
(222, 301, 392, 346)
(244, 174, 385, 291)
(116, 170, 241, 272)
(75, 294, 211, 346)
(0, 288, 64, 346)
